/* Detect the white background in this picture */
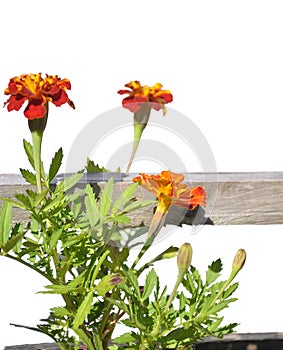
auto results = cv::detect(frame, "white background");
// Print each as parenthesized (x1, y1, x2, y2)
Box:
(0, 0, 283, 348)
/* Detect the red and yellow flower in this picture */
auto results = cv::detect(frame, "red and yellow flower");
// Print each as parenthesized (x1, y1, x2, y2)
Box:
(132, 170, 206, 216)
(4, 73, 75, 120)
(118, 81, 173, 115)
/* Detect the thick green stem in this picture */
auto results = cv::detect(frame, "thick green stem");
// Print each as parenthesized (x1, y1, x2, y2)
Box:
(28, 103, 48, 193)
(164, 274, 183, 313)
(132, 207, 167, 270)
(31, 129, 43, 193)
(126, 105, 151, 172)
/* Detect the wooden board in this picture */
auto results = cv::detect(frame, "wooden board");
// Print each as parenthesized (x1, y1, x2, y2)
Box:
(4, 333, 283, 350)
(1, 172, 283, 225)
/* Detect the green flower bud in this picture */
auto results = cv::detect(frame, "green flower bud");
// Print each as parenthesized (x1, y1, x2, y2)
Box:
(96, 274, 124, 297)
(177, 243, 193, 273)
(232, 249, 246, 273)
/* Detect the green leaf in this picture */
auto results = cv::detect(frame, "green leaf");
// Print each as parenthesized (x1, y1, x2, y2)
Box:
(223, 282, 239, 299)
(49, 229, 62, 250)
(124, 270, 141, 299)
(14, 193, 32, 209)
(20, 168, 37, 185)
(55, 172, 83, 193)
(123, 199, 156, 214)
(206, 259, 222, 285)
(112, 183, 138, 214)
(75, 328, 97, 350)
(86, 158, 109, 172)
(23, 139, 35, 169)
(50, 306, 71, 317)
(85, 184, 100, 228)
(41, 284, 80, 294)
(208, 316, 224, 332)
(33, 189, 49, 207)
(111, 215, 131, 224)
(48, 148, 63, 182)
(73, 291, 93, 329)
(3, 230, 24, 253)
(100, 177, 114, 217)
(112, 332, 137, 344)
(208, 298, 238, 314)
(164, 327, 194, 342)
(142, 269, 157, 301)
(0, 202, 12, 248)
(0, 198, 26, 210)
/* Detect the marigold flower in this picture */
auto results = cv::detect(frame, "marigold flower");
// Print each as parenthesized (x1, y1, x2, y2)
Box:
(118, 81, 173, 115)
(132, 170, 206, 215)
(4, 73, 75, 120)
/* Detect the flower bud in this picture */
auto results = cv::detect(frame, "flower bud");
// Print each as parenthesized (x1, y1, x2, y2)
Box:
(177, 243, 193, 273)
(232, 249, 246, 273)
(96, 274, 124, 297)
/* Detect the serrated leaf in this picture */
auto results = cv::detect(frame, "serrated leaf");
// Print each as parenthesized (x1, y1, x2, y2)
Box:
(48, 148, 63, 182)
(85, 184, 100, 228)
(49, 229, 62, 250)
(0, 202, 12, 248)
(20, 168, 37, 185)
(23, 139, 35, 169)
(86, 158, 109, 172)
(223, 282, 239, 299)
(142, 269, 157, 301)
(14, 193, 32, 209)
(73, 291, 93, 329)
(206, 258, 223, 285)
(123, 199, 156, 213)
(111, 215, 131, 224)
(55, 172, 83, 193)
(0, 198, 26, 210)
(100, 177, 114, 217)
(3, 230, 24, 253)
(50, 306, 71, 317)
(41, 284, 80, 294)
(208, 298, 238, 314)
(164, 327, 194, 342)
(112, 183, 138, 214)
(112, 332, 137, 344)
(33, 189, 49, 207)
(125, 270, 141, 299)
(208, 316, 224, 332)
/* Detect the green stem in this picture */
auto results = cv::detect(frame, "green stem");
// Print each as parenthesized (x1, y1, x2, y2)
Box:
(28, 103, 48, 194)
(126, 123, 144, 172)
(201, 270, 238, 316)
(126, 105, 151, 172)
(164, 274, 183, 313)
(31, 129, 43, 193)
(132, 208, 167, 270)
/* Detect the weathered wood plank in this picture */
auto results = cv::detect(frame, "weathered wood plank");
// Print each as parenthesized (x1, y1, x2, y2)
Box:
(5, 333, 283, 349)
(1, 172, 283, 225)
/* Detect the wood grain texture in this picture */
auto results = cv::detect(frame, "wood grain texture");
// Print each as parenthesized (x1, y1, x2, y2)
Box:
(1, 172, 283, 225)
(5, 333, 283, 349)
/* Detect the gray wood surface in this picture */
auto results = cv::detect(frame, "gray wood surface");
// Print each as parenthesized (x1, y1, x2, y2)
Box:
(4, 333, 283, 349)
(1, 172, 283, 225)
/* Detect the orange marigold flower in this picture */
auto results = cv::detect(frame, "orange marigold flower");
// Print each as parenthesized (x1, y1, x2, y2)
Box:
(3, 73, 75, 120)
(132, 170, 206, 215)
(118, 81, 173, 115)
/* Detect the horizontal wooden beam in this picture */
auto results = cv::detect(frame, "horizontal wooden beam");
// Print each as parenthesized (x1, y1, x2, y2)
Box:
(1, 172, 283, 225)
(4, 333, 283, 349)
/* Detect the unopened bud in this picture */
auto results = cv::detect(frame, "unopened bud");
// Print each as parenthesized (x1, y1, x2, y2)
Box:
(96, 274, 124, 297)
(177, 243, 193, 273)
(232, 249, 246, 273)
